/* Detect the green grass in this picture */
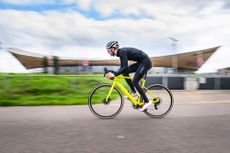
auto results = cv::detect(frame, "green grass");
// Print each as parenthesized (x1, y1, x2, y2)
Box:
(0, 74, 130, 106)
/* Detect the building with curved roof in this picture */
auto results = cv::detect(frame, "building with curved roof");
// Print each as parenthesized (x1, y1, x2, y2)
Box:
(9, 46, 220, 71)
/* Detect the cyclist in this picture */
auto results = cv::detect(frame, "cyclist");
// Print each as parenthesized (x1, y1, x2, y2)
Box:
(105, 41, 152, 111)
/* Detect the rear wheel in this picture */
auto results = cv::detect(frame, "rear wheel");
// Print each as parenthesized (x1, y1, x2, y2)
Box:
(88, 84, 124, 119)
(144, 84, 174, 118)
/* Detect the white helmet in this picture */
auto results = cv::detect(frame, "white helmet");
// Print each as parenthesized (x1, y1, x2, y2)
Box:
(106, 41, 119, 49)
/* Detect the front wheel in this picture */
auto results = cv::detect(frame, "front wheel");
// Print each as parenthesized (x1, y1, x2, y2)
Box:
(88, 84, 124, 119)
(144, 84, 174, 118)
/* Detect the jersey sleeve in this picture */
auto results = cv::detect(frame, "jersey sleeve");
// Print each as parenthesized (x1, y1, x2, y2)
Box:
(114, 51, 129, 76)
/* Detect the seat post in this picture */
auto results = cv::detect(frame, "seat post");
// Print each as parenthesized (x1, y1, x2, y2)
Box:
(140, 72, 147, 88)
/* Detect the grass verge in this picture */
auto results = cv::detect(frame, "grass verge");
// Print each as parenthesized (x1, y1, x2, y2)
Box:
(0, 74, 129, 106)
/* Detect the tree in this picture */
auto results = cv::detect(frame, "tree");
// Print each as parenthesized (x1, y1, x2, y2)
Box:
(43, 56, 48, 74)
(53, 56, 60, 74)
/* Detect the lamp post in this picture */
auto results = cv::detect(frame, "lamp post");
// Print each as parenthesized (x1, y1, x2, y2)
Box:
(0, 41, 2, 50)
(169, 37, 178, 73)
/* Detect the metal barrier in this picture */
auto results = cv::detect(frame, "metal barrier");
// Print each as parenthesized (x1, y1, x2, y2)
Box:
(146, 75, 185, 90)
(198, 76, 230, 90)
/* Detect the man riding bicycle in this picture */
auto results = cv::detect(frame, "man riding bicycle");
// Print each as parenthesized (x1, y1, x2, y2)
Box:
(105, 41, 152, 111)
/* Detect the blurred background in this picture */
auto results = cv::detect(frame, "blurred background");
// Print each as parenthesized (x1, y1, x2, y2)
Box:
(1, 0, 230, 106)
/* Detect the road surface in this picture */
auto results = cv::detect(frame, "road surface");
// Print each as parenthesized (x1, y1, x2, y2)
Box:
(0, 90, 230, 153)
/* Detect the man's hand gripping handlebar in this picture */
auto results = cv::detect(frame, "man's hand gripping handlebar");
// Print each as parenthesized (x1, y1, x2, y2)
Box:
(104, 67, 115, 80)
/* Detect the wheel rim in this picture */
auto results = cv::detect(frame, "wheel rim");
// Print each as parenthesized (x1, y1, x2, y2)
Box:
(88, 84, 123, 119)
(144, 84, 173, 118)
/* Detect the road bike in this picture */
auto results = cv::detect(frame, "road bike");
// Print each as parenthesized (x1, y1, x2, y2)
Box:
(88, 68, 174, 119)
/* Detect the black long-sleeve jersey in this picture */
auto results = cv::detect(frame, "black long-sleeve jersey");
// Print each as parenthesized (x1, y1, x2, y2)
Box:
(115, 47, 151, 76)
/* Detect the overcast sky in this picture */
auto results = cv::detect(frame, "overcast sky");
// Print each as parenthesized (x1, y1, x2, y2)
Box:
(0, 0, 230, 73)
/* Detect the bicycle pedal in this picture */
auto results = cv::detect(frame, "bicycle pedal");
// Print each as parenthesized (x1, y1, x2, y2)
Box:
(132, 104, 143, 109)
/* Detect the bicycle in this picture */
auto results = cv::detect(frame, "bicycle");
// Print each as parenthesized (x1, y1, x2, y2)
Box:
(88, 68, 174, 119)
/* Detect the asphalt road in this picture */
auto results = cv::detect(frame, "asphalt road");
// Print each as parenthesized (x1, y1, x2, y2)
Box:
(0, 90, 230, 153)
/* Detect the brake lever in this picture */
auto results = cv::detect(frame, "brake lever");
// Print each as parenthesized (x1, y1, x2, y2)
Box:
(104, 67, 109, 77)
(104, 67, 116, 77)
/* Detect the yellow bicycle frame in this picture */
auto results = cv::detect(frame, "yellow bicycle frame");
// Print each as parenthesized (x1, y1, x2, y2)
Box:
(105, 75, 157, 106)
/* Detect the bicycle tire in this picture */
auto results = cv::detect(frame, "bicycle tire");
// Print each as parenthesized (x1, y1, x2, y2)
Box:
(88, 84, 124, 119)
(143, 84, 174, 118)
